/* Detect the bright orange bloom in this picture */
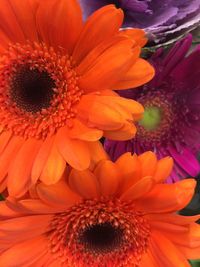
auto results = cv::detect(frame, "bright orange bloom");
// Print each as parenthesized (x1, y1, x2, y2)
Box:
(0, 0, 154, 197)
(0, 152, 199, 267)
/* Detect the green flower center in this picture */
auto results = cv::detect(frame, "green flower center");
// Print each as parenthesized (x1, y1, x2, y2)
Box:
(139, 106, 162, 131)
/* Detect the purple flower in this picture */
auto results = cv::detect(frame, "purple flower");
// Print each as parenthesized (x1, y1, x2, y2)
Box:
(105, 35, 200, 182)
(80, 0, 200, 45)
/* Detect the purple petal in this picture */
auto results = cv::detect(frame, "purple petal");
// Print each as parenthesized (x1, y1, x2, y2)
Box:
(168, 146, 200, 177)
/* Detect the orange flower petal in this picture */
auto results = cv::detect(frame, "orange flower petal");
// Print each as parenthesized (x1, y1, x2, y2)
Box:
(179, 245, 200, 260)
(0, 136, 23, 189)
(115, 153, 141, 193)
(150, 231, 191, 267)
(0, 177, 7, 194)
(56, 126, 90, 170)
(7, 199, 59, 214)
(163, 223, 200, 249)
(0, 202, 21, 218)
(147, 213, 200, 226)
(0, 29, 11, 53)
(0, 215, 51, 239)
(107, 96, 144, 121)
(153, 157, 174, 182)
(0, 0, 25, 44)
(7, 138, 42, 197)
(39, 141, 66, 185)
(87, 141, 109, 171)
(6, 0, 39, 42)
(36, 180, 81, 208)
(140, 250, 159, 267)
(73, 5, 123, 63)
(149, 221, 188, 233)
(36, 0, 83, 54)
(31, 136, 54, 184)
(33, 252, 54, 267)
(112, 58, 155, 90)
(68, 119, 103, 141)
(79, 38, 136, 92)
(0, 131, 12, 155)
(28, 252, 53, 267)
(120, 176, 154, 201)
(138, 151, 157, 177)
(104, 122, 137, 141)
(0, 236, 48, 267)
(76, 35, 130, 76)
(119, 28, 147, 47)
(95, 160, 120, 196)
(69, 169, 99, 198)
(136, 179, 196, 213)
(77, 95, 124, 131)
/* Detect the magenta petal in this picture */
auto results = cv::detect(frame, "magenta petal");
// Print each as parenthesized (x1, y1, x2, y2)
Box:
(168, 146, 200, 177)
(162, 34, 192, 78)
(171, 45, 200, 87)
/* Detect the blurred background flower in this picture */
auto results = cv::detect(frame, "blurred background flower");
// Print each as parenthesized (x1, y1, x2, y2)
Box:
(105, 35, 200, 182)
(80, 0, 200, 46)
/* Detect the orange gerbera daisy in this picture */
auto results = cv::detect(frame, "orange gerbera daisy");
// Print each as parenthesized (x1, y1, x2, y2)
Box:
(0, 0, 154, 197)
(0, 152, 199, 267)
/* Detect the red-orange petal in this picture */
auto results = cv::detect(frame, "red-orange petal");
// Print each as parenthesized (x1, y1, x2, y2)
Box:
(7, 138, 42, 197)
(68, 119, 103, 141)
(153, 157, 174, 182)
(136, 179, 196, 214)
(179, 245, 200, 260)
(69, 169, 99, 198)
(39, 141, 66, 185)
(116, 153, 141, 193)
(0, 0, 25, 45)
(0, 215, 51, 240)
(0, 202, 21, 218)
(0, 236, 48, 267)
(138, 151, 157, 177)
(76, 35, 130, 76)
(7, 0, 39, 42)
(95, 160, 120, 197)
(87, 141, 109, 171)
(147, 213, 200, 226)
(112, 58, 155, 90)
(120, 176, 154, 201)
(56, 126, 90, 170)
(73, 5, 123, 64)
(31, 136, 54, 184)
(0, 177, 7, 194)
(150, 231, 191, 267)
(0, 136, 23, 190)
(6, 199, 59, 214)
(36, 180, 81, 208)
(104, 122, 137, 141)
(36, 0, 83, 54)
(119, 28, 147, 47)
(140, 250, 159, 267)
(79, 38, 136, 92)
(0, 131, 12, 155)
(77, 95, 124, 131)
(105, 96, 144, 121)
(162, 223, 200, 249)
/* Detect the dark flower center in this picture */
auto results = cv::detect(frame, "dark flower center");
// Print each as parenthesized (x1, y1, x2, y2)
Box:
(49, 199, 150, 266)
(79, 222, 124, 253)
(10, 66, 56, 113)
